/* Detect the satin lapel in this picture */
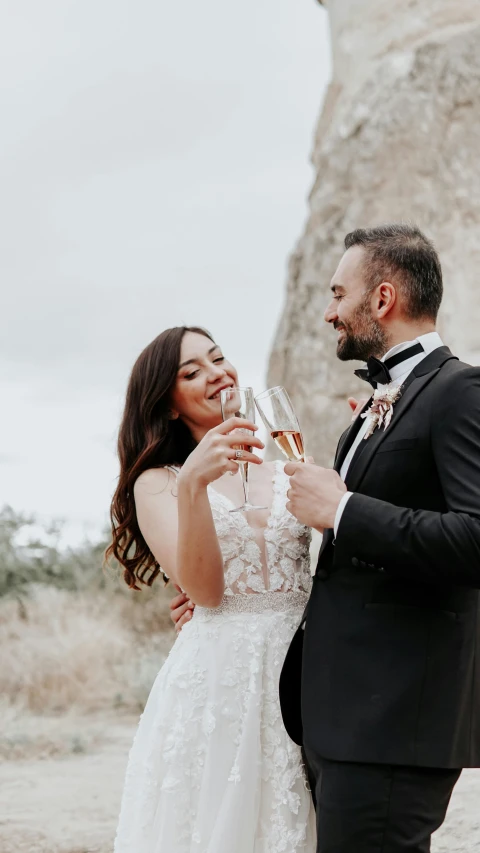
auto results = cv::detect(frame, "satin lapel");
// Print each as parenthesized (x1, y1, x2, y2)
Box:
(334, 397, 373, 474)
(345, 347, 457, 494)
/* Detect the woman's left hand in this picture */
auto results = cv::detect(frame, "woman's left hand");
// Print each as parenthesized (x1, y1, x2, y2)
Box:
(348, 396, 370, 421)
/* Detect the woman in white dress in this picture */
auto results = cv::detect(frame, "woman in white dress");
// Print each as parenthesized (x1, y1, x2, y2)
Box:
(108, 325, 316, 853)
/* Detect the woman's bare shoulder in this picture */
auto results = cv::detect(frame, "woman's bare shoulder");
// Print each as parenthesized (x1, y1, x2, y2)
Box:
(134, 467, 179, 498)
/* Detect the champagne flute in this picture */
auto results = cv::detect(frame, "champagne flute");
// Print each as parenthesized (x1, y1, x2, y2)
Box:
(255, 386, 305, 462)
(220, 387, 267, 512)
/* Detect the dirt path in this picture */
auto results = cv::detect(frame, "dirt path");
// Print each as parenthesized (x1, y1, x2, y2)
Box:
(434, 771, 480, 851)
(0, 717, 134, 853)
(0, 716, 479, 852)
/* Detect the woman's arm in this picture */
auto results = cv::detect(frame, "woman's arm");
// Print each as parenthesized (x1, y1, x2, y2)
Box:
(175, 472, 225, 607)
(134, 418, 264, 607)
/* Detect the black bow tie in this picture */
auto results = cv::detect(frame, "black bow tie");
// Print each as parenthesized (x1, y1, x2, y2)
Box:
(354, 342, 424, 388)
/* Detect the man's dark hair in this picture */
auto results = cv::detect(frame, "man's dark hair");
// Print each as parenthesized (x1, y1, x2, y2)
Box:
(344, 224, 443, 321)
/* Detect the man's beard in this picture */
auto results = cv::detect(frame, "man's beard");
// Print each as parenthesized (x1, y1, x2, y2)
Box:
(335, 296, 388, 362)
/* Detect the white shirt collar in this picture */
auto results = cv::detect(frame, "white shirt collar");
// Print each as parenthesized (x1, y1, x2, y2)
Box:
(379, 331, 444, 387)
(382, 331, 444, 362)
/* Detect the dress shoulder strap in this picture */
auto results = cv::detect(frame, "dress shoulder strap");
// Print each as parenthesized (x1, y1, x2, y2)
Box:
(163, 465, 181, 477)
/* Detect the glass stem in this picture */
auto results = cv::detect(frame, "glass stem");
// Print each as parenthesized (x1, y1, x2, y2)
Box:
(240, 462, 249, 505)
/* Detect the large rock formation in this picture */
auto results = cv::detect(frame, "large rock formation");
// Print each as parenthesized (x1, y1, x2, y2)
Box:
(268, 0, 480, 466)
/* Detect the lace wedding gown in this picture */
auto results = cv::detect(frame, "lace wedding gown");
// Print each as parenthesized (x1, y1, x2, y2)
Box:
(114, 460, 316, 853)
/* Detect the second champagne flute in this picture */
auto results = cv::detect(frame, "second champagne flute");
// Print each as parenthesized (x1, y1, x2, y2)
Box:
(255, 386, 305, 462)
(220, 386, 267, 512)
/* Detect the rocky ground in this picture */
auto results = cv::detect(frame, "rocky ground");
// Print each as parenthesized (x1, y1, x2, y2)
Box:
(0, 714, 479, 852)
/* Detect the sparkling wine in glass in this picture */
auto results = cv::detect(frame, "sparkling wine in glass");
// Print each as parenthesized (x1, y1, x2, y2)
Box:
(255, 386, 305, 463)
(220, 386, 267, 512)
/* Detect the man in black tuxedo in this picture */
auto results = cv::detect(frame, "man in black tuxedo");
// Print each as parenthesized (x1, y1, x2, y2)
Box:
(282, 223, 480, 852)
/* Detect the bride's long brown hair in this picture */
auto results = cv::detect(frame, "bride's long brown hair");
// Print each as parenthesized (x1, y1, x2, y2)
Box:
(106, 326, 215, 590)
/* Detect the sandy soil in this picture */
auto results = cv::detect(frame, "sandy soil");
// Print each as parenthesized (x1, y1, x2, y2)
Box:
(0, 716, 133, 853)
(0, 715, 479, 853)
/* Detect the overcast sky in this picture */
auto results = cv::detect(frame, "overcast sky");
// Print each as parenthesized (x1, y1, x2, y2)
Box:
(0, 0, 330, 544)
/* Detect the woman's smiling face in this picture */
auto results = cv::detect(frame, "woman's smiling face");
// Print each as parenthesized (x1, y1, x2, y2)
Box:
(169, 331, 239, 438)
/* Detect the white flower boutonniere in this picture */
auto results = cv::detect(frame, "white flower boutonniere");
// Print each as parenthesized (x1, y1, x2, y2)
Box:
(362, 386, 402, 439)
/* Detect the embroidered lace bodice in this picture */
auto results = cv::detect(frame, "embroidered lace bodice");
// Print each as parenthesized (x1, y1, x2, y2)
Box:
(206, 460, 312, 597)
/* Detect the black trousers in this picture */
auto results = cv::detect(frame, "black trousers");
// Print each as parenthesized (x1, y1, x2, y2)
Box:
(303, 747, 461, 853)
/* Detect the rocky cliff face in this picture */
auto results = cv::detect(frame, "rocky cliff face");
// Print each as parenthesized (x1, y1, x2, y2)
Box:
(268, 0, 480, 466)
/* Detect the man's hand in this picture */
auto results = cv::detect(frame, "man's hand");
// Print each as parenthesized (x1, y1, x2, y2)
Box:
(285, 462, 347, 531)
(170, 585, 195, 633)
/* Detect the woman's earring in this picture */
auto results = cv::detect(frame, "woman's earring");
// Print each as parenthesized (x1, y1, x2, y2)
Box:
(167, 410, 179, 421)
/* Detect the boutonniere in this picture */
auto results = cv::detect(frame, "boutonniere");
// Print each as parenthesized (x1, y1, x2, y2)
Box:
(361, 386, 402, 439)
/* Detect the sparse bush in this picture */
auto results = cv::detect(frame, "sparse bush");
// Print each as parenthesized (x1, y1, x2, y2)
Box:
(0, 584, 173, 713)
(0, 505, 175, 714)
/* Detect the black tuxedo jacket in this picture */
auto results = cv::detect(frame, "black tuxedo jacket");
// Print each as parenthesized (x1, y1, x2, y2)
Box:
(279, 346, 480, 768)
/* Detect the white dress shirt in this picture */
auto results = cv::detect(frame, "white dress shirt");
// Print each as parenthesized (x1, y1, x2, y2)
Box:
(333, 331, 444, 536)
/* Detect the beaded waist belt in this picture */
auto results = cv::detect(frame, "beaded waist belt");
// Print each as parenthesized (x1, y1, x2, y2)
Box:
(195, 590, 309, 618)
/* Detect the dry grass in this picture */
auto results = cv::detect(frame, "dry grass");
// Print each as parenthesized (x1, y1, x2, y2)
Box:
(0, 583, 175, 716)
(0, 705, 107, 760)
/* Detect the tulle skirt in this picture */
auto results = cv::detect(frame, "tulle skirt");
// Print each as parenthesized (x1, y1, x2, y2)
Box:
(114, 592, 316, 853)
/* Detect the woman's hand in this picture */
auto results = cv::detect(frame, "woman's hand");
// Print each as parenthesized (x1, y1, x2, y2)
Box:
(179, 417, 264, 488)
(348, 396, 370, 421)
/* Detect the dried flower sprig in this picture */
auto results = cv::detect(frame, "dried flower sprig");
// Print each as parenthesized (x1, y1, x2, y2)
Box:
(362, 386, 402, 439)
